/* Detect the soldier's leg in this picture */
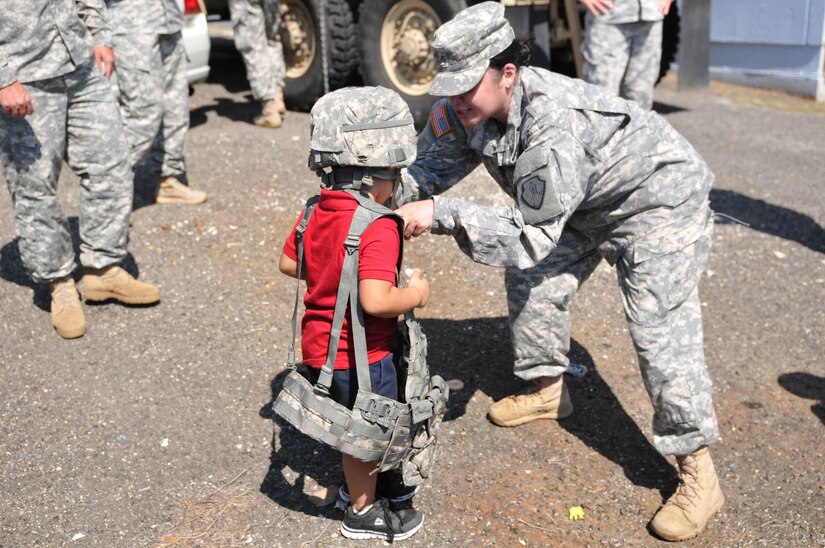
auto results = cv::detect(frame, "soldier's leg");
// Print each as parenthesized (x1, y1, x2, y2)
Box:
(229, 0, 278, 102)
(581, 18, 631, 97)
(619, 216, 725, 540)
(0, 77, 75, 283)
(64, 60, 133, 269)
(154, 31, 189, 181)
(111, 31, 164, 190)
(620, 21, 662, 110)
(506, 229, 602, 381)
(616, 219, 719, 456)
(488, 230, 601, 427)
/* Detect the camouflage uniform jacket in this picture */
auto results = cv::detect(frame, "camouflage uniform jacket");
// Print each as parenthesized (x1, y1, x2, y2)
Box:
(593, 0, 664, 24)
(403, 67, 713, 269)
(104, 0, 183, 36)
(0, 0, 112, 88)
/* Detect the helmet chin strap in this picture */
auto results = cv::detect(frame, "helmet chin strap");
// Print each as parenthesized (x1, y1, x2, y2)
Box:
(318, 166, 376, 194)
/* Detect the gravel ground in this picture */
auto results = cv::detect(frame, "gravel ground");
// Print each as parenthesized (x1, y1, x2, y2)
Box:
(1, 40, 824, 547)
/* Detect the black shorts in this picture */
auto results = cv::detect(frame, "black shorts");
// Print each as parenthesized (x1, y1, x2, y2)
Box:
(297, 353, 398, 410)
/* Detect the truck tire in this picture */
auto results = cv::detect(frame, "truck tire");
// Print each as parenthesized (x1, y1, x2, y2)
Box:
(657, 2, 680, 84)
(357, 0, 466, 129)
(280, 0, 358, 111)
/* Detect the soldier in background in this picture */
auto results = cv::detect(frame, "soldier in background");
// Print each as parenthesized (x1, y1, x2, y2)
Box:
(0, 0, 160, 339)
(229, 0, 286, 128)
(106, 0, 208, 205)
(580, 0, 673, 110)
(397, 2, 723, 541)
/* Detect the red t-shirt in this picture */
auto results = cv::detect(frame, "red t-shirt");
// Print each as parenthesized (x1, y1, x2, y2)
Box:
(282, 190, 400, 370)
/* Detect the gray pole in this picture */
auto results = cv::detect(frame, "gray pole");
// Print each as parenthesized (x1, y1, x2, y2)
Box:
(678, 0, 711, 90)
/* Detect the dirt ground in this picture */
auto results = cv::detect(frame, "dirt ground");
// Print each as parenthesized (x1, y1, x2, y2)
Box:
(1, 42, 824, 547)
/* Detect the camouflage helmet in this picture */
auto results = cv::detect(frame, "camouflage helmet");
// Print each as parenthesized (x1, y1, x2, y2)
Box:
(308, 86, 417, 176)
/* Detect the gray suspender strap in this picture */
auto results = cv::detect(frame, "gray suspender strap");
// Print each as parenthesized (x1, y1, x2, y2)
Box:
(316, 204, 376, 393)
(287, 196, 319, 369)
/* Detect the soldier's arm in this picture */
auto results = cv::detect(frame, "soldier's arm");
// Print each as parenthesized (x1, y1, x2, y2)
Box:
(0, 57, 17, 90)
(428, 133, 587, 270)
(0, 80, 34, 118)
(397, 100, 481, 206)
(75, 0, 113, 48)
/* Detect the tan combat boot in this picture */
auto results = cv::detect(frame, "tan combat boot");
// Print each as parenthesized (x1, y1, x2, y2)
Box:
(82, 265, 160, 305)
(157, 176, 207, 205)
(487, 376, 573, 427)
(50, 277, 86, 339)
(254, 98, 283, 128)
(274, 86, 286, 115)
(650, 446, 725, 541)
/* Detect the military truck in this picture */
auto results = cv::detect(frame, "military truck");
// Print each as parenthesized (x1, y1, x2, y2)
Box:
(206, 0, 679, 127)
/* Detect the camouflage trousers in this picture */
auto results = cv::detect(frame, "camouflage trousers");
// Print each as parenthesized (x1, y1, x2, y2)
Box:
(505, 212, 720, 456)
(112, 31, 189, 189)
(582, 19, 663, 110)
(0, 58, 132, 284)
(229, 0, 285, 101)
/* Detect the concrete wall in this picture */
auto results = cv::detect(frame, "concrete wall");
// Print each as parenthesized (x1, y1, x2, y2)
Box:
(707, 0, 825, 100)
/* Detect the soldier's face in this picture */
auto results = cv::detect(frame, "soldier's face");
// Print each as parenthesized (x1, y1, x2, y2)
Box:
(449, 65, 516, 129)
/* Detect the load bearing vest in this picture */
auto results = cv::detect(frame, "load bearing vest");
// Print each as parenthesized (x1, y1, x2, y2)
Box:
(272, 190, 448, 485)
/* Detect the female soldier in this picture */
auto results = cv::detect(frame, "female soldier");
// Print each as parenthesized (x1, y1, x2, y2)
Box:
(396, 2, 724, 541)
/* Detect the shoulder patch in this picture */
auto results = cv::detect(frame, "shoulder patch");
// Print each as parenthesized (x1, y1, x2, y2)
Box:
(514, 147, 565, 226)
(430, 102, 452, 138)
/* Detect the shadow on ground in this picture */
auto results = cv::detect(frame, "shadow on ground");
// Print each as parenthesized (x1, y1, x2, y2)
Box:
(778, 371, 825, 425)
(711, 189, 825, 254)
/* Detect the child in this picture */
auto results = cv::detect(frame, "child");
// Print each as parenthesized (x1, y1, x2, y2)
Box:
(278, 86, 430, 541)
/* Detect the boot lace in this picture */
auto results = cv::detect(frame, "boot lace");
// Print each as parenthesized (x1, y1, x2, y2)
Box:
(53, 283, 78, 308)
(671, 455, 701, 512)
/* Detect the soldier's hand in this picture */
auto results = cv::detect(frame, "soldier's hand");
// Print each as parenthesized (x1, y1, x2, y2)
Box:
(94, 46, 116, 80)
(659, 0, 673, 15)
(396, 199, 434, 240)
(407, 269, 430, 308)
(579, 0, 613, 16)
(0, 81, 34, 118)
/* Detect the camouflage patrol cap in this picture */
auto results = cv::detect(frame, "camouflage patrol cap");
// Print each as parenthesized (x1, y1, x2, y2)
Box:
(308, 86, 417, 171)
(429, 1, 515, 96)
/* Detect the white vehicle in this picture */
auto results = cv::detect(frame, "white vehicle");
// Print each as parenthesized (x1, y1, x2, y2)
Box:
(179, 0, 211, 84)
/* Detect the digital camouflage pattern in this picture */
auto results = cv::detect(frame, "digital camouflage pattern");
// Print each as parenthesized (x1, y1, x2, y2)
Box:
(0, 0, 111, 88)
(429, 2, 514, 97)
(402, 61, 720, 455)
(106, 0, 190, 186)
(229, 0, 285, 101)
(308, 87, 417, 171)
(591, 0, 666, 24)
(0, 58, 133, 284)
(104, 0, 183, 36)
(582, 0, 666, 110)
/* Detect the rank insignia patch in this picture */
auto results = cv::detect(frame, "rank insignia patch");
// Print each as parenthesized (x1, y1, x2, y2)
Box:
(430, 103, 452, 138)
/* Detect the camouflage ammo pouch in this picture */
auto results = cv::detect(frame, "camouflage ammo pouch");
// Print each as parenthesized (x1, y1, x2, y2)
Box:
(272, 192, 448, 485)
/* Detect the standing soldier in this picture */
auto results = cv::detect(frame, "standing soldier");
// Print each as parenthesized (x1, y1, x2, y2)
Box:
(229, 0, 287, 128)
(579, 0, 673, 110)
(105, 0, 208, 205)
(397, 2, 723, 541)
(0, 0, 160, 339)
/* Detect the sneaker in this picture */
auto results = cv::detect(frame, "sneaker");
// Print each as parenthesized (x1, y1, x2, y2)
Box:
(254, 99, 283, 128)
(340, 498, 423, 541)
(487, 376, 573, 427)
(50, 277, 86, 339)
(156, 177, 207, 205)
(82, 265, 160, 305)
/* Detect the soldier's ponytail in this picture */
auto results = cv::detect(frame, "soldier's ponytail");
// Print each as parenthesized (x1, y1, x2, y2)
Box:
(489, 39, 533, 70)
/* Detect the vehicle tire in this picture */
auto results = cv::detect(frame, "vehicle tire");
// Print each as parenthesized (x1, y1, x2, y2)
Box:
(657, 2, 680, 84)
(280, 0, 358, 111)
(357, 0, 466, 129)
